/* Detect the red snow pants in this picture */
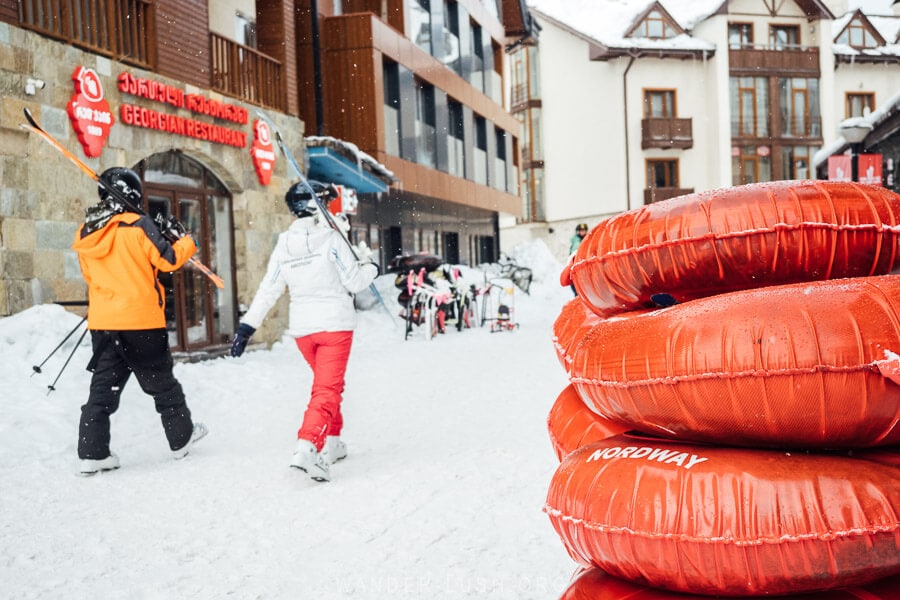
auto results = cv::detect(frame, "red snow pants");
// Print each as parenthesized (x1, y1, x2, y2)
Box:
(294, 330, 353, 450)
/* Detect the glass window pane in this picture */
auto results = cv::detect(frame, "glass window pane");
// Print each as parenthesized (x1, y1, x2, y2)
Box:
(409, 0, 432, 55)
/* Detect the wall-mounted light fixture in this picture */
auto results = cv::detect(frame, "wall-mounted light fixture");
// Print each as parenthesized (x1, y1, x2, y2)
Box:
(25, 78, 46, 96)
(839, 118, 874, 182)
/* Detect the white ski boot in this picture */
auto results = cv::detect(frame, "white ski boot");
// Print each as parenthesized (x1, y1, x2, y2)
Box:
(78, 453, 120, 476)
(172, 422, 209, 460)
(321, 435, 348, 465)
(290, 439, 330, 482)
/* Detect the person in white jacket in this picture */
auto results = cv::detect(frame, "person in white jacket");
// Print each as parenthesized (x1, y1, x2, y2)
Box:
(230, 181, 378, 482)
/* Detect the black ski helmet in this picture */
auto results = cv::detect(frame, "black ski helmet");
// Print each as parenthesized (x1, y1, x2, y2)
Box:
(285, 180, 336, 217)
(98, 167, 142, 210)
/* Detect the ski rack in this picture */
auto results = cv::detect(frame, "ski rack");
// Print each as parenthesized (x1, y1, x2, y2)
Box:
(255, 110, 395, 324)
(20, 108, 224, 289)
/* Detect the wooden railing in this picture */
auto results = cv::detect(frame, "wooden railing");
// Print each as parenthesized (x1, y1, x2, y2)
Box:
(18, 0, 154, 68)
(641, 117, 693, 149)
(210, 33, 284, 111)
(729, 46, 819, 76)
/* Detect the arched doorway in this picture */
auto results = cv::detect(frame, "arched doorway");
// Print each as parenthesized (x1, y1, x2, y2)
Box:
(135, 151, 237, 352)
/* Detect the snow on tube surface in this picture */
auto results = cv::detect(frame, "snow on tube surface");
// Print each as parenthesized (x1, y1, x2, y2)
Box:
(565, 180, 900, 317)
(545, 435, 900, 596)
(559, 567, 900, 600)
(570, 274, 900, 448)
(547, 385, 628, 461)
(552, 297, 603, 371)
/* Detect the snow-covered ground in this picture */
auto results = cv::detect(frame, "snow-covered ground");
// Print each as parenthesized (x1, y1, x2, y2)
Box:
(1, 241, 578, 599)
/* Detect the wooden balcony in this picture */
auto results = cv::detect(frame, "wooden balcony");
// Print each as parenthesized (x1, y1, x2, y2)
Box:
(19, 0, 155, 68)
(642, 118, 693, 150)
(644, 187, 693, 205)
(210, 33, 285, 111)
(729, 45, 820, 76)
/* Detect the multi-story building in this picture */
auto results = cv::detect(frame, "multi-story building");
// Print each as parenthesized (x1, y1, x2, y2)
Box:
(507, 0, 900, 261)
(297, 1, 536, 265)
(0, 0, 535, 353)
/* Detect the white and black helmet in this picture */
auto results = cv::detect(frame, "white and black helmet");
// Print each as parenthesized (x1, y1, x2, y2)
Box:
(285, 180, 337, 218)
(98, 167, 142, 210)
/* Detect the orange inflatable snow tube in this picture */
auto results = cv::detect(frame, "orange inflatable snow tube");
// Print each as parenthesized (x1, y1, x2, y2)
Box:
(565, 180, 900, 317)
(547, 385, 628, 461)
(559, 567, 900, 599)
(552, 297, 603, 371)
(570, 274, 900, 448)
(545, 435, 900, 596)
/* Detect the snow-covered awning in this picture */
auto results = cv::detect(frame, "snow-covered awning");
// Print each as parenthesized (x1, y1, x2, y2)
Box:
(304, 136, 398, 194)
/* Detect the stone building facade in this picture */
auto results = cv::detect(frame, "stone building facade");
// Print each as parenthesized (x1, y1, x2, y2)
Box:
(0, 23, 300, 352)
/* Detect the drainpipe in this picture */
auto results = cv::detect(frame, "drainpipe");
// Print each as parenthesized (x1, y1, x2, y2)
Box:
(623, 54, 636, 211)
(311, 0, 324, 135)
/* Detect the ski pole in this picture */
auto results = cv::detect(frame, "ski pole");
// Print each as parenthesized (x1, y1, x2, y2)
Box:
(255, 110, 397, 326)
(32, 316, 87, 376)
(46, 325, 90, 394)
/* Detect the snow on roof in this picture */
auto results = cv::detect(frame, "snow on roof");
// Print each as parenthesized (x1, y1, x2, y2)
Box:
(304, 135, 398, 183)
(527, 0, 722, 50)
(831, 12, 900, 57)
(529, 0, 900, 57)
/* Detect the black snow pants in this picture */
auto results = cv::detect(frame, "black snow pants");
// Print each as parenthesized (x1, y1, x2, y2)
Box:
(78, 328, 193, 459)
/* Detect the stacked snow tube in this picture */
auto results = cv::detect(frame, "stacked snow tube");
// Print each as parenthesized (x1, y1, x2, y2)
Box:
(545, 180, 900, 597)
(558, 567, 900, 599)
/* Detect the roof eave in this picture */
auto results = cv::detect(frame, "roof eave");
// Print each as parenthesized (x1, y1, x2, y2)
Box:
(794, 0, 836, 20)
(589, 43, 715, 61)
(835, 53, 900, 64)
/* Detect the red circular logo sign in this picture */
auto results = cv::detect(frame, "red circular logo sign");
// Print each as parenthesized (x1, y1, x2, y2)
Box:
(66, 66, 114, 158)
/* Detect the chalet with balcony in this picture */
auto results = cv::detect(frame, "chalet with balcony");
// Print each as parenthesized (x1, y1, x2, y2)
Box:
(505, 0, 899, 262)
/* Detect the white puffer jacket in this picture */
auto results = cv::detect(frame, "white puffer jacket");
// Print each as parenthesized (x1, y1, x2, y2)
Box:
(241, 217, 378, 337)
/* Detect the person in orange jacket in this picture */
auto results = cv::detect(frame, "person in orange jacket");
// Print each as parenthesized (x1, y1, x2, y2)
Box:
(71, 167, 207, 475)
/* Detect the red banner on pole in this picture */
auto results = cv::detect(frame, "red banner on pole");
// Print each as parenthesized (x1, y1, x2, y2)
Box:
(857, 154, 883, 185)
(250, 119, 276, 186)
(828, 155, 852, 182)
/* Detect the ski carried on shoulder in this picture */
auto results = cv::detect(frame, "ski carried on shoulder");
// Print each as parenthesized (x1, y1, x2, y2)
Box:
(20, 108, 225, 289)
(255, 110, 395, 324)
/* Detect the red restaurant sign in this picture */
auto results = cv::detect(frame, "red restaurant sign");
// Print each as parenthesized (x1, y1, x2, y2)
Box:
(66, 67, 114, 157)
(116, 72, 248, 148)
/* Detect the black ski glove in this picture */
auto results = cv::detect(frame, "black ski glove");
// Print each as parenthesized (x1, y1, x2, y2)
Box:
(154, 213, 189, 239)
(230, 323, 256, 357)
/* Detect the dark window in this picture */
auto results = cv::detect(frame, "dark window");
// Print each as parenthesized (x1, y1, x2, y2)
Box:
(780, 77, 821, 137)
(448, 100, 465, 177)
(770, 25, 800, 50)
(415, 81, 436, 167)
(730, 77, 768, 137)
(728, 23, 753, 49)
(644, 90, 676, 118)
(846, 92, 875, 118)
(837, 19, 879, 48)
(646, 159, 678, 189)
(383, 59, 401, 156)
(633, 9, 677, 39)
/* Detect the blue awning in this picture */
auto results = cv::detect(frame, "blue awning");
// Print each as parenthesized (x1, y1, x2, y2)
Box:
(306, 146, 390, 194)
